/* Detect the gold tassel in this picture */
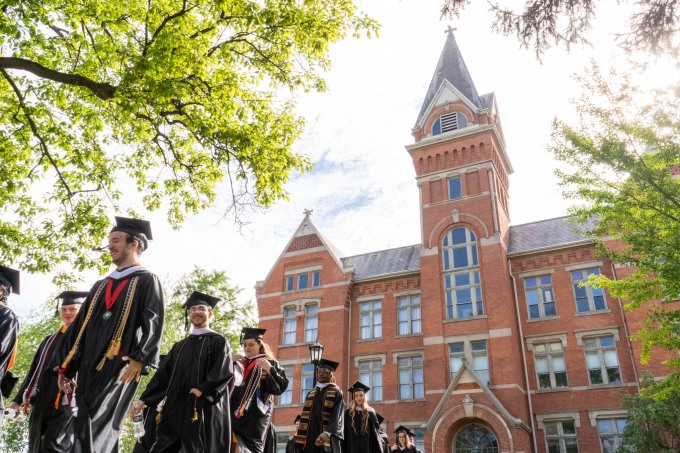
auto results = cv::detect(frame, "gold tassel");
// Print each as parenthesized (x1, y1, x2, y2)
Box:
(113, 338, 122, 356)
(156, 410, 162, 424)
(192, 407, 198, 423)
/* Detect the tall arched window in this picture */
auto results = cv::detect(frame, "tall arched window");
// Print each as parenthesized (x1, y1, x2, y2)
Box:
(442, 227, 483, 320)
(454, 424, 499, 453)
(432, 111, 468, 135)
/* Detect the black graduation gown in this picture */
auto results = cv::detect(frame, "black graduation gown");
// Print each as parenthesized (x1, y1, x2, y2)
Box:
(301, 385, 344, 453)
(342, 408, 382, 453)
(141, 331, 233, 453)
(231, 357, 289, 453)
(13, 329, 74, 452)
(0, 304, 18, 413)
(56, 268, 164, 453)
(286, 436, 296, 453)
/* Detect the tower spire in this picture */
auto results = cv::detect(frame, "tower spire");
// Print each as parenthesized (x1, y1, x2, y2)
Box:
(414, 29, 482, 127)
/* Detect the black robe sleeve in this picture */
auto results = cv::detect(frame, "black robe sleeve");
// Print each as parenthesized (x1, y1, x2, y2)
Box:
(12, 335, 50, 405)
(326, 388, 344, 441)
(125, 273, 165, 368)
(196, 335, 233, 398)
(0, 306, 18, 374)
(261, 359, 289, 396)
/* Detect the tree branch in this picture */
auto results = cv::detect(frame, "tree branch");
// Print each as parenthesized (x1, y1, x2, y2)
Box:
(0, 57, 117, 100)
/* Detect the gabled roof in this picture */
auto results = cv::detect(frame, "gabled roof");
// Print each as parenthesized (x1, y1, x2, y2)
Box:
(425, 359, 530, 432)
(507, 216, 597, 256)
(256, 213, 346, 289)
(342, 245, 420, 281)
(415, 30, 483, 127)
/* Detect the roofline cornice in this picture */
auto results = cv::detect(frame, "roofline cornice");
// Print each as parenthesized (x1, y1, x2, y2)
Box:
(506, 239, 595, 258)
(405, 124, 514, 175)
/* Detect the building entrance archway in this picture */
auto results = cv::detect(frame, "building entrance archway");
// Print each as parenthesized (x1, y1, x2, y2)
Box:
(453, 423, 499, 453)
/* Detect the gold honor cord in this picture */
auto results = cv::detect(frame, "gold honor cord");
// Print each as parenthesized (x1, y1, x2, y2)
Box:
(96, 277, 139, 371)
(155, 338, 191, 424)
(192, 337, 206, 423)
(61, 280, 108, 370)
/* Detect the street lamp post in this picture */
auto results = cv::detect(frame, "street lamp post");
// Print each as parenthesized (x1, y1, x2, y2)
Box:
(309, 341, 324, 383)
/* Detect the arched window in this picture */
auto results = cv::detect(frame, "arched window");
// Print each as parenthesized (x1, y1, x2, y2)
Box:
(432, 111, 468, 135)
(454, 424, 499, 453)
(442, 227, 483, 320)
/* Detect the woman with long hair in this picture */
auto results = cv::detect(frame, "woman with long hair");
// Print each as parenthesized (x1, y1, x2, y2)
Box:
(231, 327, 289, 453)
(390, 426, 418, 452)
(343, 381, 384, 453)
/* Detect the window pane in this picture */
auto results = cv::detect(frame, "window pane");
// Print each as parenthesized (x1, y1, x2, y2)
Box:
(607, 367, 621, 383)
(449, 177, 462, 199)
(450, 343, 464, 353)
(286, 276, 294, 291)
(535, 357, 549, 373)
(544, 423, 558, 435)
(544, 302, 556, 316)
(586, 352, 601, 369)
(555, 372, 568, 387)
(298, 273, 309, 289)
(600, 336, 614, 347)
(597, 420, 613, 434)
(453, 248, 469, 268)
(312, 271, 320, 287)
(452, 228, 467, 245)
(552, 355, 566, 372)
(538, 373, 551, 388)
(562, 422, 576, 434)
(603, 350, 619, 367)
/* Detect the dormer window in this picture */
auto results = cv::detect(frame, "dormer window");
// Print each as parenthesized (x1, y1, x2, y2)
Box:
(432, 111, 467, 135)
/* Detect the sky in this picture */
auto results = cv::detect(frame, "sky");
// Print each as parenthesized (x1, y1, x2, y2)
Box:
(8, 0, 677, 320)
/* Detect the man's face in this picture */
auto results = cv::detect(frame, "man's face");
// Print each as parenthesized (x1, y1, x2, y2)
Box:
(60, 304, 81, 326)
(317, 367, 332, 384)
(107, 231, 134, 266)
(189, 304, 212, 328)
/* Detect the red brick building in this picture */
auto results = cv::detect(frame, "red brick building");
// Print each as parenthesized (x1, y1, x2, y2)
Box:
(256, 31, 674, 453)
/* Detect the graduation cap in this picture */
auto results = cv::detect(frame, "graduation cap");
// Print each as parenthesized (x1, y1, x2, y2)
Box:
(394, 425, 416, 437)
(183, 291, 220, 331)
(240, 327, 266, 343)
(317, 358, 339, 372)
(0, 265, 20, 295)
(110, 216, 153, 251)
(294, 414, 301, 424)
(55, 290, 88, 317)
(183, 291, 221, 310)
(347, 380, 370, 394)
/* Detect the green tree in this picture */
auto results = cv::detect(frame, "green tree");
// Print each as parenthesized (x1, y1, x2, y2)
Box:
(619, 372, 680, 452)
(0, 0, 378, 278)
(440, 0, 679, 57)
(548, 62, 680, 365)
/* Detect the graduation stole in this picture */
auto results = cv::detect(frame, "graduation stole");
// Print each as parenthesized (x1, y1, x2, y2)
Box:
(233, 354, 269, 419)
(20, 329, 60, 413)
(295, 385, 339, 448)
(60, 276, 140, 372)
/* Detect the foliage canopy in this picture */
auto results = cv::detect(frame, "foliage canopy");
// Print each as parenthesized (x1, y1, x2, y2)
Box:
(440, 0, 679, 58)
(548, 63, 680, 365)
(0, 0, 378, 277)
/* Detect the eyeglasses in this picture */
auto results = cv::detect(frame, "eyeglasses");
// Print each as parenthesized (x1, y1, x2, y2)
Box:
(189, 306, 210, 313)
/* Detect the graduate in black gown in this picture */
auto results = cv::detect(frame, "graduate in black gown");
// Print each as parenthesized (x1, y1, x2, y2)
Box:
(295, 358, 344, 453)
(56, 217, 164, 453)
(130, 354, 166, 453)
(0, 265, 20, 420)
(131, 291, 233, 452)
(390, 426, 418, 453)
(342, 381, 383, 453)
(8, 291, 86, 452)
(231, 327, 289, 453)
(285, 415, 301, 453)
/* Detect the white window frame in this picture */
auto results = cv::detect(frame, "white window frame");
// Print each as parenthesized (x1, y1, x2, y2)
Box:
(533, 341, 568, 389)
(570, 268, 607, 313)
(541, 418, 580, 453)
(358, 359, 383, 402)
(582, 335, 621, 385)
(282, 307, 297, 345)
(278, 365, 294, 405)
(397, 355, 424, 400)
(359, 300, 382, 340)
(448, 340, 489, 385)
(442, 227, 483, 320)
(397, 294, 421, 335)
(300, 363, 315, 403)
(303, 304, 318, 343)
(524, 275, 557, 319)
